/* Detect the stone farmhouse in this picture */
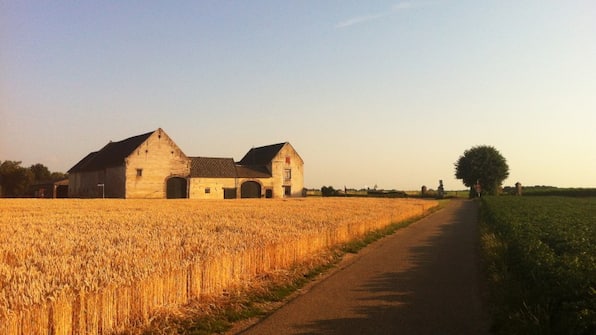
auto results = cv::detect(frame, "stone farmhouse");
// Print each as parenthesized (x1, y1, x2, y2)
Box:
(68, 128, 304, 199)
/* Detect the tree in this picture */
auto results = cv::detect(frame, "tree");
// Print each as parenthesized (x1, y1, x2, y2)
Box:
(454, 145, 509, 196)
(30, 163, 52, 182)
(321, 186, 337, 197)
(0, 161, 34, 197)
(50, 172, 68, 181)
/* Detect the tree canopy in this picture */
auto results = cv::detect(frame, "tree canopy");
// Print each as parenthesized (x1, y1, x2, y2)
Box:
(0, 161, 33, 197)
(30, 163, 52, 182)
(454, 145, 509, 196)
(0, 161, 66, 197)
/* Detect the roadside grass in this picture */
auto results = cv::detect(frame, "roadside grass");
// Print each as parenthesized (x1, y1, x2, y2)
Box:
(341, 200, 446, 254)
(134, 251, 345, 335)
(136, 200, 443, 335)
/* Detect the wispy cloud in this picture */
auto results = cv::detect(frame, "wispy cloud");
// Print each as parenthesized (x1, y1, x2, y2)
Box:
(335, 1, 437, 29)
(393, 2, 415, 11)
(393, 1, 437, 11)
(335, 13, 388, 29)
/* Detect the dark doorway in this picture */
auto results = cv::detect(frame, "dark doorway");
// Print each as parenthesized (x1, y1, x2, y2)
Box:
(265, 189, 273, 198)
(166, 177, 188, 199)
(241, 181, 261, 198)
(224, 188, 237, 199)
(55, 185, 68, 198)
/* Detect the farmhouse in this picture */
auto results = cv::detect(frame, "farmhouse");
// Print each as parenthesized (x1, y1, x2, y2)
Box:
(68, 128, 304, 199)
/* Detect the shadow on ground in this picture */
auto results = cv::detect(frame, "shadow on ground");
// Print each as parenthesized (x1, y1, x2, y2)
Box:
(288, 200, 488, 335)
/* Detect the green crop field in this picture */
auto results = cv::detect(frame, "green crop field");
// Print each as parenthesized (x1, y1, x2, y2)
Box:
(480, 196, 595, 334)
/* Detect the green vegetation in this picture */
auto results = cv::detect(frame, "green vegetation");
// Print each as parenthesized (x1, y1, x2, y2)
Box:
(405, 189, 469, 199)
(318, 186, 408, 198)
(0, 160, 66, 197)
(454, 145, 509, 196)
(480, 196, 595, 334)
(521, 186, 596, 197)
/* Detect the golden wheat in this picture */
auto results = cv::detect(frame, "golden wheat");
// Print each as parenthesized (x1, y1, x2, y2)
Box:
(0, 198, 437, 334)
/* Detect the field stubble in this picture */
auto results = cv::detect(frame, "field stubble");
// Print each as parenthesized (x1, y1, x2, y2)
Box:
(0, 198, 437, 335)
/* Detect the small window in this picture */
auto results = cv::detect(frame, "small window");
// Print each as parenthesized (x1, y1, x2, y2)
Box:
(285, 156, 291, 164)
(136, 169, 143, 177)
(284, 169, 291, 180)
(205, 187, 211, 194)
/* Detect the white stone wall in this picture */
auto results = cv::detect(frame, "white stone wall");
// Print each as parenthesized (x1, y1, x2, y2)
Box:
(125, 130, 189, 198)
(189, 177, 237, 199)
(270, 143, 304, 198)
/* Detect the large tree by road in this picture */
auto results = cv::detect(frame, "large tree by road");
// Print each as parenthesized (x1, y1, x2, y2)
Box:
(454, 145, 509, 196)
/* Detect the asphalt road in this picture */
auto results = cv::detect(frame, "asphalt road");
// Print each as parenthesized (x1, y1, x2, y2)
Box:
(238, 200, 489, 335)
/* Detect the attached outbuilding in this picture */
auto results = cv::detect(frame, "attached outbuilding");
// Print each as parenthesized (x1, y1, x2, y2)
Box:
(188, 157, 238, 199)
(28, 179, 69, 198)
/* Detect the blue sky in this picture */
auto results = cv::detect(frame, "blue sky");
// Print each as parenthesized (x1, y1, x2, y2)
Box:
(1, 1, 595, 190)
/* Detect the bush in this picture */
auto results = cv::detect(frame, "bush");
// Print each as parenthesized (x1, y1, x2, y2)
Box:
(321, 186, 338, 197)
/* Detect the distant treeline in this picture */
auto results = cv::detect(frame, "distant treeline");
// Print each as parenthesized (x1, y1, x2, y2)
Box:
(504, 185, 596, 197)
(318, 186, 407, 198)
(0, 161, 67, 197)
(312, 185, 596, 199)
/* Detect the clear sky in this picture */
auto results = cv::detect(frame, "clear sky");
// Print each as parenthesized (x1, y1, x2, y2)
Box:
(1, 1, 595, 190)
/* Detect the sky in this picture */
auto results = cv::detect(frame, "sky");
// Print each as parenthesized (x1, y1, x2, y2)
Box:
(1, 0, 595, 190)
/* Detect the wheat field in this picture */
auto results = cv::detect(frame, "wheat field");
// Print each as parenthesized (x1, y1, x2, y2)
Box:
(0, 197, 437, 335)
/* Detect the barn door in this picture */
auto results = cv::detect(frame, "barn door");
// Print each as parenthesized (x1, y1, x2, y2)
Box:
(166, 177, 188, 199)
(241, 181, 261, 198)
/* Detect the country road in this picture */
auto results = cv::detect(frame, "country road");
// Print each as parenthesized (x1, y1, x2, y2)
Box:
(237, 200, 490, 335)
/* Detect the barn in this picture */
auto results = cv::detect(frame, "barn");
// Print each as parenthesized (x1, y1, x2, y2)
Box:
(68, 128, 304, 199)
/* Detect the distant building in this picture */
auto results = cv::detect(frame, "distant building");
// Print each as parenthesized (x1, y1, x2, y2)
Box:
(28, 179, 69, 198)
(68, 128, 304, 199)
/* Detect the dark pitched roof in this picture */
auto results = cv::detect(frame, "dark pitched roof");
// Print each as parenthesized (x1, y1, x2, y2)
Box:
(68, 130, 154, 173)
(235, 165, 272, 178)
(237, 142, 286, 166)
(189, 157, 237, 178)
(68, 151, 98, 173)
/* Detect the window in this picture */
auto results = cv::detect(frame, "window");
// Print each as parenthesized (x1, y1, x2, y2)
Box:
(136, 169, 143, 177)
(205, 187, 211, 194)
(285, 156, 291, 164)
(284, 169, 291, 181)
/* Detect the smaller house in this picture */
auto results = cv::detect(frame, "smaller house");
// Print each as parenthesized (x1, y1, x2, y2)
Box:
(187, 141, 305, 199)
(236, 142, 304, 198)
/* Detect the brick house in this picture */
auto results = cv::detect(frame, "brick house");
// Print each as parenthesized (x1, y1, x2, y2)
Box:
(68, 128, 304, 199)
